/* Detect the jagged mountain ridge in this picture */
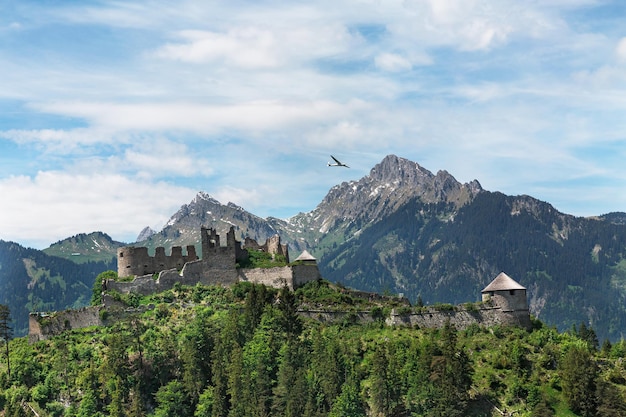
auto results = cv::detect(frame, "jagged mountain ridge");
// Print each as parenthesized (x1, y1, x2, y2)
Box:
(285, 155, 483, 257)
(121, 154, 626, 341)
(137, 192, 297, 255)
(120, 154, 626, 340)
(301, 160, 626, 340)
(139, 155, 484, 257)
(136, 226, 156, 242)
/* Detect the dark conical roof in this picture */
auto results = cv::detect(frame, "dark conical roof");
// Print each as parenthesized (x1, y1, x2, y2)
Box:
(481, 272, 526, 292)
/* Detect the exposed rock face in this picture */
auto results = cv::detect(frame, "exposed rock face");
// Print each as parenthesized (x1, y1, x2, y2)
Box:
(287, 154, 483, 234)
(140, 191, 285, 253)
(136, 226, 156, 242)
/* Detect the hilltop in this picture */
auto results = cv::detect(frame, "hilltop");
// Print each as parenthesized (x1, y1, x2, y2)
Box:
(43, 232, 125, 264)
(3, 280, 626, 416)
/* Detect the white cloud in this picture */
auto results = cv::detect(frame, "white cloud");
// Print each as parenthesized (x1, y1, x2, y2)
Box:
(154, 28, 281, 68)
(0, 171, 196, 248)
(153, 22, 358, 69)
(0, 128, 120, 151)
(27, 99, 370, 137)
(212, 185, 268, 212)
(616, 37, 626, 63)
(3, 0, 626, 247)
(122, 139, 214, 178)
(375, 53, 413, 72)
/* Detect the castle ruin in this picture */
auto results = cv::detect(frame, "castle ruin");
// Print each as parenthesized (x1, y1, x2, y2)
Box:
(29, 226, 531, 341)
(109, 226, 307, 296)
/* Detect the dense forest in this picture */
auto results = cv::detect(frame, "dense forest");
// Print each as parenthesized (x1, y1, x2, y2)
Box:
(2, 277, 626, 416)
(0, 240, 115, 336)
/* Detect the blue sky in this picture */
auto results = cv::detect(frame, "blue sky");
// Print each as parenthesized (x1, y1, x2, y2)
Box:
(2, 0, 626, 249)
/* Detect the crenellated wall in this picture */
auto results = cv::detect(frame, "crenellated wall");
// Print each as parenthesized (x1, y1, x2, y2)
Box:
(118, 227, 289, 279)
(117, 245, 197, 277)
(107, 263, 320, 296)
(110, 227, 306, 295)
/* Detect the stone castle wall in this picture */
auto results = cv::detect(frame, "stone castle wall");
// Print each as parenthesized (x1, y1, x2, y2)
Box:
(118, 245, 197, 277)
(107, 263, 321, 296)
(29, 306, 105, 343)
(110, 227, 305, 295)
(118, 227, 287, 278)
(237, 264, 322, 290)
(29, 301, 531, 342)
(484, 289, 528, 312)
(29, 226, 532, 342)
(386, 305, 532, 330)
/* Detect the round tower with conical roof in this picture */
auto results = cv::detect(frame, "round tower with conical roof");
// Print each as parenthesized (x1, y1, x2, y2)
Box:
(481, 272, 528, 312)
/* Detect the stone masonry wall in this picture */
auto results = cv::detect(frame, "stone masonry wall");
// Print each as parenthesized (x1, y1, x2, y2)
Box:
(107, 260, 239, 296)
(386, 305, 532, 330)
(117, 245, 197, 278)
(106, 263, 319, 296)
(30, 295, 531, 342)
(29, 306, 105, 343)
(238, 266, 293, 289)
(292, 264, 323, 288)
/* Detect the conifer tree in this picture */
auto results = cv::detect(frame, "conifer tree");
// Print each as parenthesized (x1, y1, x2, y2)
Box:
(107, 376, 125, 417)
(227, 345, 245, 417)
(368, 343, 402, 417)
(560, 344, 598, 417)
(0, 304, 12, 378)
(596, 379, 626, 416)
(277, 285, 302, 338)
(427, 321, 472, 417)
(329, 373, 365, 417)
(128, 383, 146, 417)
(195, 386, 215, 417)
(274, 340, 308, 417)
(154, 380, 191, 417)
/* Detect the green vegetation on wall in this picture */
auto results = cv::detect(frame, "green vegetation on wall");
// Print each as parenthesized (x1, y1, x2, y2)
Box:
(237, 248, 288, 269)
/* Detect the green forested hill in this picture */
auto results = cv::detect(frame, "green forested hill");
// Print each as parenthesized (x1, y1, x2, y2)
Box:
(42, 232, 125, 264)
(0, 240, 115, 336)
(1, 280, 626, 417)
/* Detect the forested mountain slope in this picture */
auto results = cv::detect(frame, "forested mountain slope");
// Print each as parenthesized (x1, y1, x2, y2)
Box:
(0, 240, 115, 336)
(317, 190, 626, 341)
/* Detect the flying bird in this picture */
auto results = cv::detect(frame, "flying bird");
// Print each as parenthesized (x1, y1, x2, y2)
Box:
(327, 155, 349, 168)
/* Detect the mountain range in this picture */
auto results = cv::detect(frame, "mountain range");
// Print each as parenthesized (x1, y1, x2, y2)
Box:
(2, 154, 626, 340)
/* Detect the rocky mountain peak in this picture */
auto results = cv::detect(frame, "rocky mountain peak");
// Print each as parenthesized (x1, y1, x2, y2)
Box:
(136, 227, 156, 242)
(295, 155, 484, 236)
(194, 191, 221, 206)
(369, 154, 434, 186)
